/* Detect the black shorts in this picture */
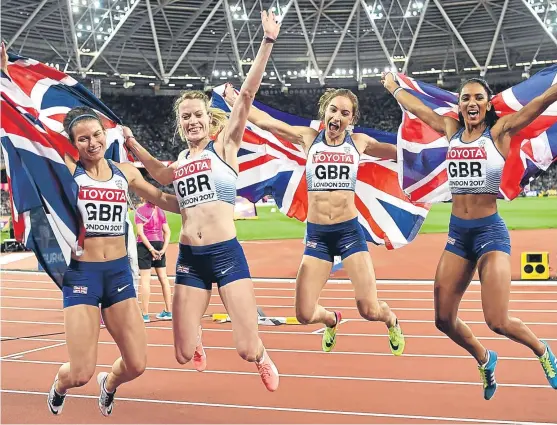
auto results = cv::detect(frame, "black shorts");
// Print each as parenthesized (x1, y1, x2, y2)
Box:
(137, 241, 167, 270)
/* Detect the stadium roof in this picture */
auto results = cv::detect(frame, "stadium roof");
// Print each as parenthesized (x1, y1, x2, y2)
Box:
(2, 0, 557, 91)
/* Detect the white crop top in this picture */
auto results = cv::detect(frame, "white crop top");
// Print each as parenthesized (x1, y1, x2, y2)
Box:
(74, 160, 129, 237)
(306, 130, 360, 192)
(446, 127, 505, 195)
(173, 141, 237, 209)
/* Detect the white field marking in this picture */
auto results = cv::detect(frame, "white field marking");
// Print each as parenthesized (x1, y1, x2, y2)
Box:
(0, 342, 66, 359)
(1, 389, 551, 425)
(2, 272, 557, 286)
(3, 296, 557, 314)
(4, 281, 557, 296)
(5, 286, 557, 304)
(0, 253, 35, 265)
(2, 306, 557, 328)
(2, 319, 556, 342)
(0, 336, 547, 362)
(1, 358, 552, 390)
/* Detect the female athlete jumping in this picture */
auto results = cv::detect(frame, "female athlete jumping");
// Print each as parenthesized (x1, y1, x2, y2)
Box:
(123, 10, 281, 391)
(224, 84, 406, 356)
(381, 71, 557, 399)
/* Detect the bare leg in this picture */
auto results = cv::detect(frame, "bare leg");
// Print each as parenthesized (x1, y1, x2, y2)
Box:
(295, 255, 336, 327)
(478, 251, 545, 356)
(434, 250, 487, 363)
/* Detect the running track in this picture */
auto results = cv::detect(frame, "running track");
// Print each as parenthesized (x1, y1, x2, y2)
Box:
(1, 271, 556, 424)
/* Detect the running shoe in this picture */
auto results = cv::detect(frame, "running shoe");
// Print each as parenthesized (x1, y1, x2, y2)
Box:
(388, 319, 405, 356)
(193, 326, 207, 372)
(142, 314, 150, 323)
(96, 372, 116, 416)
(156, 310, 172, 320)
(322, 311, 342, 352)
(478, 350, 498, 400)
(538, 340, 557, 389)
(46, 375, 66, 415)
(256, 350, 279, 392)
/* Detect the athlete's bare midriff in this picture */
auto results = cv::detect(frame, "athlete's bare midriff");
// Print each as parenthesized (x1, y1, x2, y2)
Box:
(306, 190, 359, 224)
(179, 200, 237, 246)
(451, 193, 499, 220)
(72, 236, 127, 262)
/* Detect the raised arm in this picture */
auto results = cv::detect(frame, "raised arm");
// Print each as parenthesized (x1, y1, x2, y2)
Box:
(123, 126, 176, 186)
(223, 83, 313, 146)
(120, 163, 180, 214)
(381, 72, 459, 138)
(221, 10, 281, 150)
(494, 84, 557, 139)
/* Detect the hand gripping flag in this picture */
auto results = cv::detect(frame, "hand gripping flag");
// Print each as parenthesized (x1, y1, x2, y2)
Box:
(1, 52, 131, 288)
(210, 85, 431, 250)
(394, 64, 557, 203)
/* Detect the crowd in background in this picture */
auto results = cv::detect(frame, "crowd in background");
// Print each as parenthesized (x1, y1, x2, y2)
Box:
(101, 83, 557, 194)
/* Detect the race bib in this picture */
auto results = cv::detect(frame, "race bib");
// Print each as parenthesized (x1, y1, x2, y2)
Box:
(173, 158, 217, 208)
(79, 187, 127, 234)
(447, 146, 487, 189)
(309, 151, 355, 190)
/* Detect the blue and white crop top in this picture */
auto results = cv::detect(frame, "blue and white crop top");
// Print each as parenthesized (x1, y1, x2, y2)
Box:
(172, 141, 237, 209)
(74, 160, 129, 237)
(446, 127, 505, 195)
(306, 130, 360, 192)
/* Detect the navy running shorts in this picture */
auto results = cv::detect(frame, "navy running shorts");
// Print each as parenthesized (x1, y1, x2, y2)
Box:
(62, 256, 136, 309)
(304, 217, 368, 263)
(445, 212, 511, 262)
(175, 237, 251, 290)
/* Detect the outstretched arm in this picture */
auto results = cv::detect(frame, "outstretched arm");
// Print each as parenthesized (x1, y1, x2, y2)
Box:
(121, 163, 180, 214)
(381, 72, 459, 138)
(123, 126, 176, 186)
(495, 84, 557, 138)
(223, 83, 313, 146)
(356, 133, 397, 160)
(221, 10, 281, 150)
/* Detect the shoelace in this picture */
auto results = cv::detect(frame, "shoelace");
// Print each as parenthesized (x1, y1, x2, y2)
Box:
(50, 389, 65, 406)
(100, 380, 115, 407)
(540, 355, 556, 378)
(478, 366, 495, 387)
(258, 363, 272, 379)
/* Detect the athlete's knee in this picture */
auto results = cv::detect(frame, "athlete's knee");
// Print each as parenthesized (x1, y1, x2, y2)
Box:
(236, 338, 261, 362)
(356, 300, 382, 322)
(70, 364, 96, 387)
(295, 304, 316, 325)
(125, 356, 147, 379)
(435, 313, 457, 334)
(174, 345, 194, 365)
(485, 316, 511, 335)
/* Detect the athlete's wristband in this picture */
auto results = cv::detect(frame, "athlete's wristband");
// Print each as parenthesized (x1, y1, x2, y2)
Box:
(263, 36, 276, 44)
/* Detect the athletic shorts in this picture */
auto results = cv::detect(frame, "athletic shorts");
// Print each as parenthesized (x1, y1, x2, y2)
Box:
(304, 217, 368, 263)
(137, 241, 167, 270)
(62, 256, 136, 309)
(175, 237, 251, 290)
(445, 212, 511, 262)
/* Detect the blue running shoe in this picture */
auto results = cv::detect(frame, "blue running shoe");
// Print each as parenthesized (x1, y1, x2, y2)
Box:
(538, 340, 557, 389)
(478, 350, 498, 400)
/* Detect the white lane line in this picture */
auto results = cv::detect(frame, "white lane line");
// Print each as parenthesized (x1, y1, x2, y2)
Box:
(1, 389, 550, 424)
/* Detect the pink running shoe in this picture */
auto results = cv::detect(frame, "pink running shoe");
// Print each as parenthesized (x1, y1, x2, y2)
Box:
(192, 326, 206, 372)
(256, 350, 279, 392)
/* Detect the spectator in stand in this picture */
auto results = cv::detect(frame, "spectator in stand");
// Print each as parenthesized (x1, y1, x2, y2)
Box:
(135, 198, 173, 322)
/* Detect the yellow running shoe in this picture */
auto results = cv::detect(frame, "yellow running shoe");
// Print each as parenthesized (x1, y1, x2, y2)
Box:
(322, 311, 342, 352)
(388, 319, 405, 356)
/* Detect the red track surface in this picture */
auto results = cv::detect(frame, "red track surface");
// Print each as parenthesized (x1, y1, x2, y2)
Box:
(1, 271, 557, 424)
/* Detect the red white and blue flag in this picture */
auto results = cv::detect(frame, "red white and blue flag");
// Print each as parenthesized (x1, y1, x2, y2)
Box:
(395, 64, 557, 203)
(1, 52, 129, 288)
(211, 85, 431, 250)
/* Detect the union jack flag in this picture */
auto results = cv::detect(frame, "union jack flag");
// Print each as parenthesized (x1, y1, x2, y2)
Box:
(211, 85, 431, 250)
(1, 52, 130, 288)
(394, 64, 557, 203)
